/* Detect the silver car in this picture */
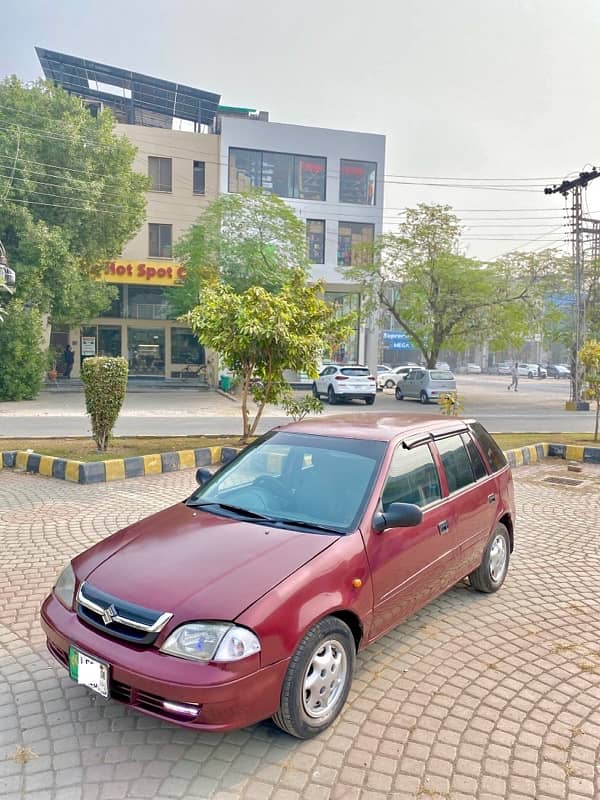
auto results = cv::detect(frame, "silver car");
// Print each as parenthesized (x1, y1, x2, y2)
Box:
(395, 368, 457, 404)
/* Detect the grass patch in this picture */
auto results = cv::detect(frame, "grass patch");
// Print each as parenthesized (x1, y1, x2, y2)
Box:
(492, 432, 599, 450)
(0, 436, 250, 462)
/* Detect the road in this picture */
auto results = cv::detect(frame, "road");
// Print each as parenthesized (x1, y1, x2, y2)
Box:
(0, 374, 594, 437)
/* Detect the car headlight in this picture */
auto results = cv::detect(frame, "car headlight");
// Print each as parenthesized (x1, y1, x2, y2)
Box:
(54, 563, 76, 610)
(160, 623, 261, 663)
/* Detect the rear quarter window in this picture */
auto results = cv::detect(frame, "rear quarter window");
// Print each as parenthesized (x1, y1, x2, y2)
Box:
(468, 422, 507, 472)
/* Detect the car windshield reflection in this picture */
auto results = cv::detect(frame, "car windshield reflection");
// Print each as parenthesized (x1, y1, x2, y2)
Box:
(187, 432, 387, 534)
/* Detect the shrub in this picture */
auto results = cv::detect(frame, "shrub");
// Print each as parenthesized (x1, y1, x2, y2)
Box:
(280, 392, 324, 422)
(81, 356, 128, 450)
(0, 301, 45, 400)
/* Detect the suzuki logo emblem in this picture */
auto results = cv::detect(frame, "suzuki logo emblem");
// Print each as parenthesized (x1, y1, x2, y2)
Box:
(101, 604, 118, 626)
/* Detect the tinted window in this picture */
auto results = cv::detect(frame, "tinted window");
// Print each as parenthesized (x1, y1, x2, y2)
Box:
(148, 224, 172, 258)
(193, 161, 205, 194)
(339, 159, 377, 205)
(430, 370, 454, 381)
(229, 148, 326, 200)
(436, 435, 475, 493)
(341, 368, 369, 377)
(468, 422, 507, 472)
(148, 157, 172, 192)
(461, 433, 488, 480)
(337, 222, 374, 266)
(382, 444, 441, 510)
(307, 219, 325, 263)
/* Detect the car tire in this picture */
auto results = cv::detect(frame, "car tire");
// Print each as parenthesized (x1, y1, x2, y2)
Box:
(272, 617, 355, 739)
(528, 371, 534, 379)
(420, 391, 429, 404)
(469, 523, 510, 593)
(312, 383, 319, 399)
(384, 379, 395, 389)
(327, 385, 337, 405)
(365, 396, 375, 405)
(395, 386, 404, 401)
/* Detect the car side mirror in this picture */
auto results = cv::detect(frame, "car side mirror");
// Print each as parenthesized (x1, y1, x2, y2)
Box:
(372, 502, 423, 532)
(195, 467, 213, 486)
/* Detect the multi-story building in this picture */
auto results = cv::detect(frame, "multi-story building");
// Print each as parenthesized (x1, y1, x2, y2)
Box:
(37, 49, 385, 381)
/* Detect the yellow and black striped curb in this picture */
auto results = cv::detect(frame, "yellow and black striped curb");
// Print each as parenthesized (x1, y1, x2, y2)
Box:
(1, 442, 600, 484)
(0, 446, 242, 484)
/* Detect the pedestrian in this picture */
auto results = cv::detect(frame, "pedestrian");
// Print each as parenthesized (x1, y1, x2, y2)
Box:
(63, 344, 74, 379)
(507, 361, 519, 391)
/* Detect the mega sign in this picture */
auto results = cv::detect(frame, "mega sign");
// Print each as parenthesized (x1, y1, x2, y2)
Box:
(100, 260, 187, 286)
(382, 330, 414, 350)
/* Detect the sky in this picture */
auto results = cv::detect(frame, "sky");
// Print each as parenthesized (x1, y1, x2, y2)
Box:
(3, 0, 600, 261)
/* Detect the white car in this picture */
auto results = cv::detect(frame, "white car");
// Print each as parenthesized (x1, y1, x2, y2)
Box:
(466, 363, 482, 374)
(517, 363, 547, 379)
(377, 365, 420, 390)
(313, 365, 376, 405)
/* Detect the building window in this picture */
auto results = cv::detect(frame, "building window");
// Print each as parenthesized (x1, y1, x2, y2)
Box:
(171, 328, 205, 365)
(307, 220, 325, 264)
(127, 286, 171, 320)
(229, 148, 326, 200)
(148, 223, 172, 258)
(324, 292, 360, 363)
(148, 157, 172, 192)
(339, 159, 377, 205)
(337, 222, 374, 266)
(193, 161, 205, 194)
(98, 285, 124, 318)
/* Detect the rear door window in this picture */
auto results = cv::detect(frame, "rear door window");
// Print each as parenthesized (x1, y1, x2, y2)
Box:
(435, 435, 476, 494)
(382, 444, 442, 509)
(461, 433, 488, 480)
(468, 422, 507, 472)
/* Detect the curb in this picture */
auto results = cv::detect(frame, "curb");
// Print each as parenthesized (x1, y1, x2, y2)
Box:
(2, 442, 600, 484)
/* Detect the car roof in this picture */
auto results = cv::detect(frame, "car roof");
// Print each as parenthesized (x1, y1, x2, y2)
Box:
(276, 412, 472, 442)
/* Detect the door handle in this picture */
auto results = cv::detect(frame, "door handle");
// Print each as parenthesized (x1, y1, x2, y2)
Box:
(437, 520, 449, 535)
(488, 493, 496, 504)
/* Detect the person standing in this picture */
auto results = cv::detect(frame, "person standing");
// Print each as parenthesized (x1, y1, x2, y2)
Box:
(507, 361, 519, 391)
(63, 344, 75, 379)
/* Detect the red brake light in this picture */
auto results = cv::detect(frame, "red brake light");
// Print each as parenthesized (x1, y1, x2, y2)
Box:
(335, 375, 349, 381)
(368, 376, 375, 381)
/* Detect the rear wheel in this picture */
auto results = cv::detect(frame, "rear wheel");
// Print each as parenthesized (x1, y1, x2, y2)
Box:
(312, 383, 319, 399)
(384, 379, 395, 389)
(272, 617, 355, 739)
(469, 524, 510, 593)
(365, 396, 375, 405)
(420, 391, 429, 404)
(327, 385, 337, 405)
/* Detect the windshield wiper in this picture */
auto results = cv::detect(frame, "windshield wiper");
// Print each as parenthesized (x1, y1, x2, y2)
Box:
(187, 500, 274, 522)
(270, 517, 342, 535)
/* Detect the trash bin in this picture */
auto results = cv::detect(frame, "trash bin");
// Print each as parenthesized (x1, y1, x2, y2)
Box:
(219, 375, 232, 392)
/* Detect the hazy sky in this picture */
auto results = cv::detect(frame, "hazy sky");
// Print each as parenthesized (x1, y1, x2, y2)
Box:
(3, 0, 600, 260)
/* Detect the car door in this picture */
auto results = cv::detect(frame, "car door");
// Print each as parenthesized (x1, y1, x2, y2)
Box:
(316, 366, 334, 393)
(404, 370, 423, 399)
(365, 441, 459, 640)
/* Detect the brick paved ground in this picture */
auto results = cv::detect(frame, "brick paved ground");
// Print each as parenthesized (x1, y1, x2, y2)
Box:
(1, 461, 599, 800)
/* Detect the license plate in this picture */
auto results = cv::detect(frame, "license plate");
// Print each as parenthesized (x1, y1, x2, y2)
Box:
(69, 646, 110, 698)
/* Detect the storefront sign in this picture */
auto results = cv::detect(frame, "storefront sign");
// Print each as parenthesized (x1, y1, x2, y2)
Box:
(99, 260, 187, 287)
(382, 330, 414, 350)
(81, 336, 96, 356)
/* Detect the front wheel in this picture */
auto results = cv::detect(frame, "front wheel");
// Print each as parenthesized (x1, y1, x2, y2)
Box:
(420, 391, 429, 404)
(469, 523, 510, 593)
(395, 386, 404, 401)
(272, 617, 355, 739)
(327, 385, 337, 405)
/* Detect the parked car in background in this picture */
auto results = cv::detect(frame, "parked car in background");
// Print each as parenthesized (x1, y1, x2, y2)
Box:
(41, 413, 515, 738)
(517, 363, 546, 379)
(377, 364, 392, 374)
(493, 362, 512, 375)
(545, 364, 570, 379)
(435, 361, 451, 371)
(395, 368, 457, 404)
(466, 363, 482, 374)
(377, 365, 420, 390)
(313, 364, 376, 404)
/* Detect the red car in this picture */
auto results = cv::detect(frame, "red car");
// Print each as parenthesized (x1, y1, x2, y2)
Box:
(41, 414, 515, 739)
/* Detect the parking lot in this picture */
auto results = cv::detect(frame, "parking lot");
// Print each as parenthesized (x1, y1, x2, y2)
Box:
(1, 458, 600, 800)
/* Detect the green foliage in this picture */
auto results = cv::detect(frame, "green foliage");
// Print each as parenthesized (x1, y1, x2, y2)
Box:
(171, 189, 310, 313)
(579, 340, 600, 441)
(0, 77, 148, 325)
(0, 300, 45, 400)
(81, 357, 128, 451)
(280, 391, 324, 422)
(185, 272, 352, 439)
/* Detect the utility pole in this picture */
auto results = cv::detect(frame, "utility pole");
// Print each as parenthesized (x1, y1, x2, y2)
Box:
(544, 168, 600, 405)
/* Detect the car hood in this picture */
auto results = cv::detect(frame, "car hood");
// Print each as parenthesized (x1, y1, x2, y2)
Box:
(77, 502, 338, 621)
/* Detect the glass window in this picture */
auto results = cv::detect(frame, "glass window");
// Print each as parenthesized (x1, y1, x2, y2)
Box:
(98, 326, 122, 358)
(295, 156, 326, 200)
(98, 285, 124, 318)
(462, 433, 488, 481)
(382, 444, 441, 510)
(262, 151, 294, 197)
(337, 222, 374, 267)
(324, 292, 360, 364)
(127, 329, 165, 376)
(436, 435, 476, 494)
(171, 328, 205, 365)
(127, 286, 170, 320)
(148, 157, 172, 192)
(468, 422, 507, 472)
(148, 223, 172, 258)
(307, 219, 325, 264)
(193, 161, 205, 194)
(229, 148, 262, 192)
(340, 159, 377, 205)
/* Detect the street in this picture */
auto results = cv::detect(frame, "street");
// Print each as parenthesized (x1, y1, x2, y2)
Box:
(0, 375, 593, 439)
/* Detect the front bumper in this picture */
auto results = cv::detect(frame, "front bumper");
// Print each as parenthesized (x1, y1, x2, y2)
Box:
(41, 594, 288, 731)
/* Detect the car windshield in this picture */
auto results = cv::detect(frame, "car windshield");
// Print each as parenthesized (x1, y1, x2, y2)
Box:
(187, 431, 387, 534)
(430, 370, 453, 381)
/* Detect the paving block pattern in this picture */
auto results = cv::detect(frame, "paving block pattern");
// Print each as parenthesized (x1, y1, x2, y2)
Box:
(1, 461, 600, 799)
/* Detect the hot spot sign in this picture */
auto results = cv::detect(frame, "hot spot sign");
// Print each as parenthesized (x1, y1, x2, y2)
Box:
(100, 260, 187, 287)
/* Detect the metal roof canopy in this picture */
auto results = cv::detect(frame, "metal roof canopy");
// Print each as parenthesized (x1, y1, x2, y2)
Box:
(35, 47, 221, 126)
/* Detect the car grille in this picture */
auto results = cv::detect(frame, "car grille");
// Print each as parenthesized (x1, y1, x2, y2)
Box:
(46, 641, 201, 723)
(76, 581, 172, 646)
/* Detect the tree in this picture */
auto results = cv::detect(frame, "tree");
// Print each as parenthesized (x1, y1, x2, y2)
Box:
(185, 273, 353, 440)
(81, 357, 129, 451)
(171, 189, 310, 314)
(0, 77, 148, 328)
(580, 340, 600, 441)
(0, 300, 46, 400)
(341, 204, 545, 368)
